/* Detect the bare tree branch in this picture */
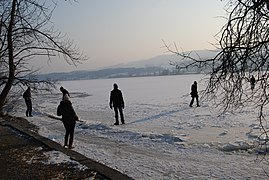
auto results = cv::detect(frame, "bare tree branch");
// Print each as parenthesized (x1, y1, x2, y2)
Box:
(166, 0, 269, 155)
(0, 0, 87, 114)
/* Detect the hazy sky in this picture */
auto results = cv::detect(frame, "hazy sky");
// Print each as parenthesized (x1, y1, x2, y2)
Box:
(35, 0, 227, 73)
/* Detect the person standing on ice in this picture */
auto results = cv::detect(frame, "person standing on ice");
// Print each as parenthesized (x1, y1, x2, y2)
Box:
(109, 83, 125, 125)
(250, 75, 256, 91)
(23, 87, 33, 117)
(57, 94, 78, 149)
(189, 81, 200, 107)
(60, 86, 70, 100)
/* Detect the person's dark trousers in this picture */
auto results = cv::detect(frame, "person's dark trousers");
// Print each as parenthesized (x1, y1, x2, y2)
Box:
(25, 100, 32, 116)
(190, 96, 199, 107)
(113, 106, 124, 125)
(64, 123, 75, 148)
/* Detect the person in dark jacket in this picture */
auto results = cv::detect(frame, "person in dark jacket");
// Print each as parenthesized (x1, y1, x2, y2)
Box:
(60, 86, 70, 100)
(57, 95, 78, 149)
(23, 87, 32, 117)
(189, 81, 200, 107)
(250, 75, 256, 91)
(109, 83, 125, 125)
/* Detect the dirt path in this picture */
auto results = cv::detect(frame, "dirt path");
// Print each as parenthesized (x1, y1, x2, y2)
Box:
(0, 117, 99, 179)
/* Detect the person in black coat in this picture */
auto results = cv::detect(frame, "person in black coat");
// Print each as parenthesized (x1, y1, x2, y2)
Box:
(60, 86, 70, 100)
(23, 87, 32, 117)
(57, 95, 78, 149)
(109, 83, 125, 125)
(189, 81, 200, 107)
(250, 75, 256, 91)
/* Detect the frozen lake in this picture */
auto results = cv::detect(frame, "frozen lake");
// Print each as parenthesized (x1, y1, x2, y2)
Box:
(13, 74, 269, 179)
(60, 74, 204, 123)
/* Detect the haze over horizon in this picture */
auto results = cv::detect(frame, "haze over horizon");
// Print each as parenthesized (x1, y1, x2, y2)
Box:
(31, 0, 227, 73)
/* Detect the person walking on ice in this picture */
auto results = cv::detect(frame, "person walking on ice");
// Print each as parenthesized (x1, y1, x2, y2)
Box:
(109, 83, 125, 125)
(250, 75, 256, 91)
(60, 86, 70, 100)
(189, 81, 200, 107)
(57, 94, 78, 149)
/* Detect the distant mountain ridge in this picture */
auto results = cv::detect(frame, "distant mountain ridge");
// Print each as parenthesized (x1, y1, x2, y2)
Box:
(37, 67, 164, 81)
(107, 49, 218, 69)
(37, 49, 218, 81)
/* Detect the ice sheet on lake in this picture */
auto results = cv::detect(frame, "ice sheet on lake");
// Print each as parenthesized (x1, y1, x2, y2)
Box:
(12, 75, 269, 179)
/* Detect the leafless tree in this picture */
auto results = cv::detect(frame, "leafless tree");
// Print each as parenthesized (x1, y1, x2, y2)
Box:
(0, 0, 86, 115)
(165, 0, 269, 151)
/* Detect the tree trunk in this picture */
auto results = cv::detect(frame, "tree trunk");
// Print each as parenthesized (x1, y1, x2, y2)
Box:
(0, 0, 16, 115)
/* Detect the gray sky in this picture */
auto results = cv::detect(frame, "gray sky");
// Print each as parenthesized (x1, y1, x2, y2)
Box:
(34, 0, 227, 73)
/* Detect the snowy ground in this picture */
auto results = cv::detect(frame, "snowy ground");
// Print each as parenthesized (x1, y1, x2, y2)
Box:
(12, 74, 269, 179)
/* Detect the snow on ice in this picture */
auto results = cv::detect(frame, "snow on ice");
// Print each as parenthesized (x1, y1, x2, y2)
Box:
(12, 74, 269, 179)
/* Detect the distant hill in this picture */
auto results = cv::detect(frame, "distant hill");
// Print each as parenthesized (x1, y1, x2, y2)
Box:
(107, 50, 218, 69)
(37, 67, 165, 81)
(37, 49, 218, 81)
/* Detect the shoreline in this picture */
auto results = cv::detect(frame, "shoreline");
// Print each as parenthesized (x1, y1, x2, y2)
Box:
(0, 114, 132, 180)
